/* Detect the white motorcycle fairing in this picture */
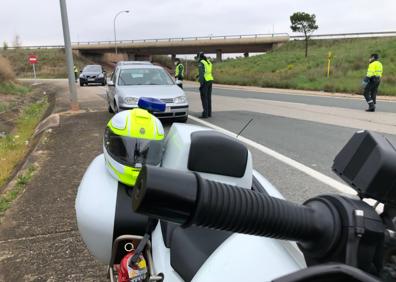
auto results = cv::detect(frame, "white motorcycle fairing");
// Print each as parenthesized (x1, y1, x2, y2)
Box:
(75, 123, 306, 281)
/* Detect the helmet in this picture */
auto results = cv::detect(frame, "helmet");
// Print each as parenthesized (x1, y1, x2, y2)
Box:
(103, 108, 165, 186)
(196, 52, 205, 61)
(370, 53, 379, 60)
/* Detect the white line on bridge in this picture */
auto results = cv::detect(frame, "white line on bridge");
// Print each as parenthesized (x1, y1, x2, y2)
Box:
(188, 115, 357, 196)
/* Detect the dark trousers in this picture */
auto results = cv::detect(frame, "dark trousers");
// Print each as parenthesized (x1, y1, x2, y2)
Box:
(175, 78, 183, 89)
(363, 77, 380, 105)
(199, 81, 213, 117)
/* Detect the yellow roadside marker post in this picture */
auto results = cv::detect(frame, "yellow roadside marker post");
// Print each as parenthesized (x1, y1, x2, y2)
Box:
(327, 51, 333, 78)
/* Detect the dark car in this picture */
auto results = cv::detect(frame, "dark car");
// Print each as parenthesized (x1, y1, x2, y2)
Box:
(79, 65, 106, 86)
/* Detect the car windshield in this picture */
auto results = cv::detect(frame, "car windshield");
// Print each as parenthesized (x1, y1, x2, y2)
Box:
(118, 68, 174, 86)
(83, 65, 102, 72)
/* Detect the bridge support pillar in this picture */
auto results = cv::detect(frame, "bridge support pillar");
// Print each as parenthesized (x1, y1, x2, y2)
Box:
(216, 50, 222, 62)
(128, 53, 136, 61)
(73, 50, 81, 57)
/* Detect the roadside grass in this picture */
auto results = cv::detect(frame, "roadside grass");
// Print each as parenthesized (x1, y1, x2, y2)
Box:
(0, 165, 36, 217)
(0, 102, 7, 112)
(0, 82, 31, 95)
(0, 99, 48, 188)
(190, 37, 396, 96)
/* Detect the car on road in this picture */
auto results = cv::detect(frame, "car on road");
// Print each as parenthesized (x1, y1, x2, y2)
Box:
(106, 62, 189, 122)
(79, 65, 106, 86)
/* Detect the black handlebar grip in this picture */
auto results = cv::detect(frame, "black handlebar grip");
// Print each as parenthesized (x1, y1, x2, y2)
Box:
(132, 165, 198, 224)
(190, 173, 332, 242)
(133, 165, 338, 244)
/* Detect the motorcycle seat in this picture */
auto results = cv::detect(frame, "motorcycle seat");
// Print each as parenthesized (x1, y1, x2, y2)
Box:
(162, 125, 253, 190)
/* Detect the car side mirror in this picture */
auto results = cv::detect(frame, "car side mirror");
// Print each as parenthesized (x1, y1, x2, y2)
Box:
(107, 80, 115, 87)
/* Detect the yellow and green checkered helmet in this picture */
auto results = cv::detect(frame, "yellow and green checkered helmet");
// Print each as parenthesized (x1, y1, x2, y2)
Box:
(103, 108, 165, 186)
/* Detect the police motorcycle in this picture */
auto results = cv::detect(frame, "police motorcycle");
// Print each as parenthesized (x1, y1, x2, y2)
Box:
(76, 98, 396, 281)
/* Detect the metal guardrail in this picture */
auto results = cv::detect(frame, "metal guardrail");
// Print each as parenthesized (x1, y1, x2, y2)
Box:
(71, 33, 289, 46)
(4, 45, 64, 50)
(5, 31, 396, 49)
(291, 30, 396, 40)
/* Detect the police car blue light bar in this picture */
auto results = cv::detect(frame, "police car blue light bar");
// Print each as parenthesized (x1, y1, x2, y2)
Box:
(138, 97, 166, 113)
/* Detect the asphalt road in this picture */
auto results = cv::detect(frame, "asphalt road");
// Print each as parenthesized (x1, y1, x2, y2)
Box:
(183, 83, 396, 202)
(184, 85, 396, 113)
(93, 82, 396, 202)
(92, 81, 396, 202)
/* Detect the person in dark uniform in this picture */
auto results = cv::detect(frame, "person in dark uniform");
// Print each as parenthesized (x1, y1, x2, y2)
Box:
(362, 53, 383, 112)
(74, 65, 79, 83)
(197, 52, 214, 118)
(174, 58, 184, 89)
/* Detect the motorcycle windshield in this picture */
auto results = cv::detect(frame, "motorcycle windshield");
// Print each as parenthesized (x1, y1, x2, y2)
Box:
(104, 128, 164, 167)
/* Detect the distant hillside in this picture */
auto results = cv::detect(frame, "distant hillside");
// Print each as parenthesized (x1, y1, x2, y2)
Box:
(212, 37, 396, 96)
(0, 48, 176, 79)
(2, 37, 396, 95)
(0, 48, 96, 78)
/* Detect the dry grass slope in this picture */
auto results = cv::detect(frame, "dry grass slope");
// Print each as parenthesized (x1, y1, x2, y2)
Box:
(0, 55, 15, 82)
(189, 37, 396, 96)
(0, 49, 96, 78)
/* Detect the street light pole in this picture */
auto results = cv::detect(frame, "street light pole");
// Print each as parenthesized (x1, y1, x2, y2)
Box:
(59, 0, 79, 111)
(113, 10, 130, 55)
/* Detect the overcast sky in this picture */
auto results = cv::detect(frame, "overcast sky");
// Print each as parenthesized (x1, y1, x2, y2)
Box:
(1, 0, 395, 46)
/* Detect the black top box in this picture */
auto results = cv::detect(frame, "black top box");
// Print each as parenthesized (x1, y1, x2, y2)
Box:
(333, 130, 396, 206)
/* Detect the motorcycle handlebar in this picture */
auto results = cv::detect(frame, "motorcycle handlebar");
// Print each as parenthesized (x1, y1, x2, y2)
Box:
(132, 165, 339, 247)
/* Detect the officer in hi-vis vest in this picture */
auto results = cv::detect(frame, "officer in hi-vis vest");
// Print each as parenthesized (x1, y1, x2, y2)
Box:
(174, 58, 184, 89)
(197, 52, 214, 118)
(362, 53, 383, 112)
(74, 65, 79, 83)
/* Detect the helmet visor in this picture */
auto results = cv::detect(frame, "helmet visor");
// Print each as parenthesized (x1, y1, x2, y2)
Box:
(104, 128, 164, 167)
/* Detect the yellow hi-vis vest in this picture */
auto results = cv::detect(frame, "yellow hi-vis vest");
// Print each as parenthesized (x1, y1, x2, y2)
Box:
(201, 59, 214, 82)
(175, 63, 184, 77)
(367, 61, 383, 78)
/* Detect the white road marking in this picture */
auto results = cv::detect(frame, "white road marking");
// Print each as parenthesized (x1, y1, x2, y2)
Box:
(188, 115, 357, 196)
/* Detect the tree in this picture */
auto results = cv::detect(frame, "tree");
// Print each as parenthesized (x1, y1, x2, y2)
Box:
(290, 12, 318, 58)
(2, 41, 8, 50)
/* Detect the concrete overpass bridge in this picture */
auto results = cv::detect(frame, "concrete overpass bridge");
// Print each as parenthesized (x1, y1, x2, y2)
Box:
(72, 33, 289, 61)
